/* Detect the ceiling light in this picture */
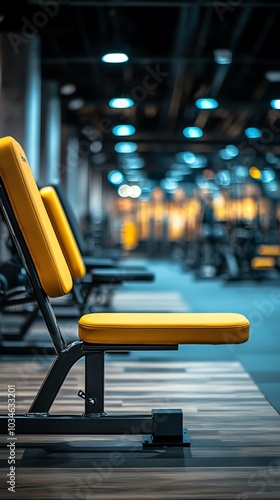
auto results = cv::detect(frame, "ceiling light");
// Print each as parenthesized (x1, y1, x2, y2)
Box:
(265, 71, 280, 82)
(218, 145, 238, 160)
(215, 170, 231, 186)
(120, 156, 145, 169)
(244, 127, 262, 139)
(235, 166, 248, 182)
(126, 172, 144, 182)
(108, 170, 124, 185)
(264, 180, 279, 192)
(271, 99, 280, 109)
(196, 176, 209, 189)
(166, 171, 184, 181)
(225, 144, 239, 158)
(118, 184, 131, 198)
(109, 98, 134, 109)
(130, 185, 142, 198)
(90, 141, 102, 153)
(183, 127, 203, 138)
(213, 49, 232, 65)
(112, 125, 135, 136)
(160, 179, 178, 191)
(140, 187, 152, 202)
(261, 169, 275, 183)
(219, 149, 231, 160)
(68, 98, 85, 110)
(249, 166, 261, 179)
(189, 154, 208, 168)
(195, 98, 218, 110)
(114, 142, 138, 154)
(183, 152, 196, 164)
(60, 83, 76, 95)
(101, 53, 129, 63)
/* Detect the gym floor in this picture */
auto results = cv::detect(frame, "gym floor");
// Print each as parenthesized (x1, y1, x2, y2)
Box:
(1, 258, 280, 499)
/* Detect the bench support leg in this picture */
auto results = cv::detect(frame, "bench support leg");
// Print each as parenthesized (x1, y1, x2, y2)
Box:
(143, 409, 190, 448)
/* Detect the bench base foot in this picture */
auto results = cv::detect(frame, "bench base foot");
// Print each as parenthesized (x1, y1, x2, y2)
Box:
(142, 429, 191, 448)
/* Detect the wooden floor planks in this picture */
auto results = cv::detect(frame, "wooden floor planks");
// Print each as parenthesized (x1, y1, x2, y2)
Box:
(0, 360, 280, 499)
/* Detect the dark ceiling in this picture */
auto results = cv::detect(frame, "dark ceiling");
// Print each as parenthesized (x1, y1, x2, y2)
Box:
(1, 0, 280, 186)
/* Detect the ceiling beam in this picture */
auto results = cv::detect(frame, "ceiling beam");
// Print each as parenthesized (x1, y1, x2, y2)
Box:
(26, 1, 280, 7)
(42, 56, 280, 66)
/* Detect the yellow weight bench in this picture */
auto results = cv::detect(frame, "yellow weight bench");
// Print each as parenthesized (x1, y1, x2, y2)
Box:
(39, 185, 154, 314)
(251, 256, 276, 271)
(0, 137, 250, 448)
(257, 245, 280, 257)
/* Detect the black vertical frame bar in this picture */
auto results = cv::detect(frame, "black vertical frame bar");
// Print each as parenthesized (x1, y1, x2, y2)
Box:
(85, 352, 105, 414)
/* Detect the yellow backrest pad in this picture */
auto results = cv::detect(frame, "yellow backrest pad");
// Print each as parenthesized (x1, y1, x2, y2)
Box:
(0, 136, 73, 297)
(40, 186, 86, 280)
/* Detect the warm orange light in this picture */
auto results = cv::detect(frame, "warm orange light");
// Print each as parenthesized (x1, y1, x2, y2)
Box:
(249, 166, 261, 179)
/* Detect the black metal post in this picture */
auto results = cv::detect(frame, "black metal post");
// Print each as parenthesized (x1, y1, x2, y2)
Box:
(85, 351, 105, 414)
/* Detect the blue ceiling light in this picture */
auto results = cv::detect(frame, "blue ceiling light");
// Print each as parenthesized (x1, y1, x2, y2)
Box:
(271, 99, 280, 109)
(182, 152, 196, 164)
(101, 53, 129, 63)
(219, 149, 233, 160)
(108, 170, 124, 185)
(140, 187, 152, 202)
(190, 154, 208, 168)
(183, 127, 203, 138)
(109, 98, 134, 109)
(213, 49, 232, 65)
(225, 144, 239, 158)
(219, 145, 238, 160)
(215, 170, 231, 186)
(166, 171, 184, 181)
(126, 172, 144, 182)
(120, 156, 145, 169)
(114, 142, 138, 154)
(160, 179, 178, 191)
(235, 166, 249, 182)
(245, 127, 262, 139)
(175, 152, 195, 164)
(112, 124, 136, 136)
(195, 98, 218, 110)
(261, 169, 275, 183)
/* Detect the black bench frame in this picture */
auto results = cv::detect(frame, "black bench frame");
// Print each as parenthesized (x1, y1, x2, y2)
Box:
(0, 181, 189, 448)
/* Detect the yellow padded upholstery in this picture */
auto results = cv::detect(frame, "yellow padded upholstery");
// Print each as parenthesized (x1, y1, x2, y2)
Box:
(251, 256, 276, 270)
(0, 137, 72, 297)
(40, 186, 86, 280)
(0, 136, 250, 348)
(79, 312, 250, 345)
(258, 245, 280, 257)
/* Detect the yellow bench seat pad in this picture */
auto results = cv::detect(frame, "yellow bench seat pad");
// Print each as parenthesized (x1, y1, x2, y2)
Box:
(258, 245, 280, 257)
(79, 313, 249, 345)
(251, 257, 276, 270)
